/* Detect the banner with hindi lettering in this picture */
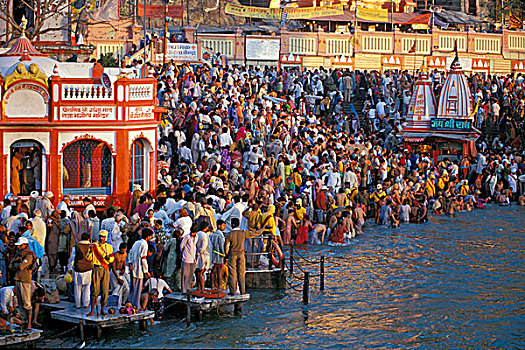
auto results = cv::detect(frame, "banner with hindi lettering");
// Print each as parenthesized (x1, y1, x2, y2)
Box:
(225, 3, 343, 20)
(430, 118, 472, 132)
(137, 4, 183, 19)
(224, 3, 281, 19)
(356, 6, 388, 22)
(166, 43, 198, 61)
(285, 4, 344, 19)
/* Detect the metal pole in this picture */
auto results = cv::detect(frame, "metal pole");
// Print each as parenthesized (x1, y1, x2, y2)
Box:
(79, 320, 84, 342)
(320, 255, 325, 291)
(289, 245, 294, 276)
(142, 0, 147, 70)
(501, 0, 504, 26)
(302, 271, 309, 304)
(390, 0, 393, 32)
(186, 0, 190, 26)
(353, 0, 358, 58)
(186, 291, 191, 326)
(391, 0, 394, 54)
(267, 235, 273, 270)
(163, 0, 168, 65)
(432, 0, 435, 31)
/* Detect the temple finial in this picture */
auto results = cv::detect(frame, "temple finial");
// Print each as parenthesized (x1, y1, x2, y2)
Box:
(20, 16, 27, 37)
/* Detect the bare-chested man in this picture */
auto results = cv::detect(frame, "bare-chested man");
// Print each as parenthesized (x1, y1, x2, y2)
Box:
(110, 243, 129, 306)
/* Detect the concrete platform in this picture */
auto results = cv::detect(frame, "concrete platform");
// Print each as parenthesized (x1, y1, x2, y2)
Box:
(48, 301, 154, 339)
(50, 302, 154, 327)
(165, 291, 249, 322)
(0, 326, 42, 347)
(246, 267, 287, 289)
(41, 299, 72, 311)
(165, 291, 250, 312)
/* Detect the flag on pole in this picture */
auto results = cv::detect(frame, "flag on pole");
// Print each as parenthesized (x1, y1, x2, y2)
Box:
(468, 99, 480, 119)
(409, 40, 417, 53)
(88, 0, 119, 21)
(350, 35, 360, 47)
(509, 11, 523, 30)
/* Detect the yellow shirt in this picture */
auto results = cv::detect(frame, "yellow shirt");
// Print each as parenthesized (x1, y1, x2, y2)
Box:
(243, 209, 262, 231)
(426, 180, 436, 197)
(88, 242, 114, 267)
(294, 207, 306, 220)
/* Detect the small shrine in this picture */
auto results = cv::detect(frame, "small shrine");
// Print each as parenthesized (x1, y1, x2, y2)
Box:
(400, 58, 480, 163)
(0, 19, 163, 210)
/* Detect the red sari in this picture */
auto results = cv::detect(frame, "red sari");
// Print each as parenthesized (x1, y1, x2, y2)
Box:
(296, 225, 309, 245)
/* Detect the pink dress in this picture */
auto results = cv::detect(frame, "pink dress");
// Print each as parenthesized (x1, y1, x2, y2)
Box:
(283, 219, 292, 245)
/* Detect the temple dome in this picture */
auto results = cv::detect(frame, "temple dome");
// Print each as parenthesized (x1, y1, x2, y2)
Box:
(1, 35, 45, 57)
(436, 59, 473, 119)
(405, 69, 437, 130)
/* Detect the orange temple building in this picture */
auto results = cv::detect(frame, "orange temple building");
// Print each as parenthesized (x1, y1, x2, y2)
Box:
(0, 29, 162, 210)
(400, 59, 480, 163)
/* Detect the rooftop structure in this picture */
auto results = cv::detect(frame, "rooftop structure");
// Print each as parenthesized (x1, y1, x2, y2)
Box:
(0, 26, 162, 210)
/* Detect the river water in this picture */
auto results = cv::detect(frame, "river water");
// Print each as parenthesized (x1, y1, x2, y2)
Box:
(41, 205, 524, 349)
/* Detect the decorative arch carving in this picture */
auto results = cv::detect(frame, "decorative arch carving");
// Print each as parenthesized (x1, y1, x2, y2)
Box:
(60, 134, 115, 154)
(129, 133, 153, 152)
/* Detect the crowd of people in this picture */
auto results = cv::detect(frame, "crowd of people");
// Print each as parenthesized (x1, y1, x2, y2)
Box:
(1, 60, 524, 330)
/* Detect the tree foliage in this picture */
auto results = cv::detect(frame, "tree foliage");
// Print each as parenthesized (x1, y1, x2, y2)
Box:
(98, 52, 119, 67)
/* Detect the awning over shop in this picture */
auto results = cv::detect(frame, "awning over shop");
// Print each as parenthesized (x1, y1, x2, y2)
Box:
(402, 13, 430, 25)
(399, 131, 480, 142)
(433, 10, 484, 25)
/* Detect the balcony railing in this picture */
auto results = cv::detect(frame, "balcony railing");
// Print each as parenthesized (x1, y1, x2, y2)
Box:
(62, 84, 113, 100)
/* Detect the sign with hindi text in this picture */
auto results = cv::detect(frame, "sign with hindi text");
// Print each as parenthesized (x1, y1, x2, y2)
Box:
(166, 43, 198, 61)
(225, 3, 343, 19)
(430, 118, 472, 132)
(128, 106, 154, 120)
(137, 4, 183, 18)
(225, 3, 281, 19)
(357, 6, 388, 22)
(60, 106, 116, 120)
(245, 38, 280, 61)
(285, 4, 344, 19)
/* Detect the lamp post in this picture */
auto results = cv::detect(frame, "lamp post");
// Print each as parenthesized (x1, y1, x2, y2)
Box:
(143, 0, 147, 69)
(163, 0, 169, 65)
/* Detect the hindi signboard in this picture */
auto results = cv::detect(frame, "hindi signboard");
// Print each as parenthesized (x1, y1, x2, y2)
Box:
(357, 6, 388, 22)
(4, 83, 50, 119)
(60, 106, 116, 120)
(128, 106, 154, 120)
(285, 4, 344, 19)
(165, 43, 198, 61)
(225, 3, 343, 19)
(137, 4, 183, 18)
(225, 3, 281, 19)
(245, 38, 280, 61)
(430, 118, 472, 132)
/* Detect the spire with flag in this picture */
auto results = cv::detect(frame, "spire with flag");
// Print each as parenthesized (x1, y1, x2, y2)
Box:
(509, 11, 523, 30)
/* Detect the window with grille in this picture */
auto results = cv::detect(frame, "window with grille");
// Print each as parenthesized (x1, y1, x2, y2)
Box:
(130, 139, 145, 191)
(63, 139, 112, 195)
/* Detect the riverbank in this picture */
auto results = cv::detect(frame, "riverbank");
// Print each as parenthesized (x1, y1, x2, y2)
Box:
(36, 205, 524, 349)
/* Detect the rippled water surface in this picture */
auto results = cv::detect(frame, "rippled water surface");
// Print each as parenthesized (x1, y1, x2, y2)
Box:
(42, 205, 525, 349)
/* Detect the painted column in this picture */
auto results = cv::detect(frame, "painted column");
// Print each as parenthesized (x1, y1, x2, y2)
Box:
(0, 132, 5, 196)
(49, 129, 60, 205)
(115, 129, 130, 207)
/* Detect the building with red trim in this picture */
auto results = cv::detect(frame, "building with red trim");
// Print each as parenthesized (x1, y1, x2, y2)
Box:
(0, 31, 162, 210)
